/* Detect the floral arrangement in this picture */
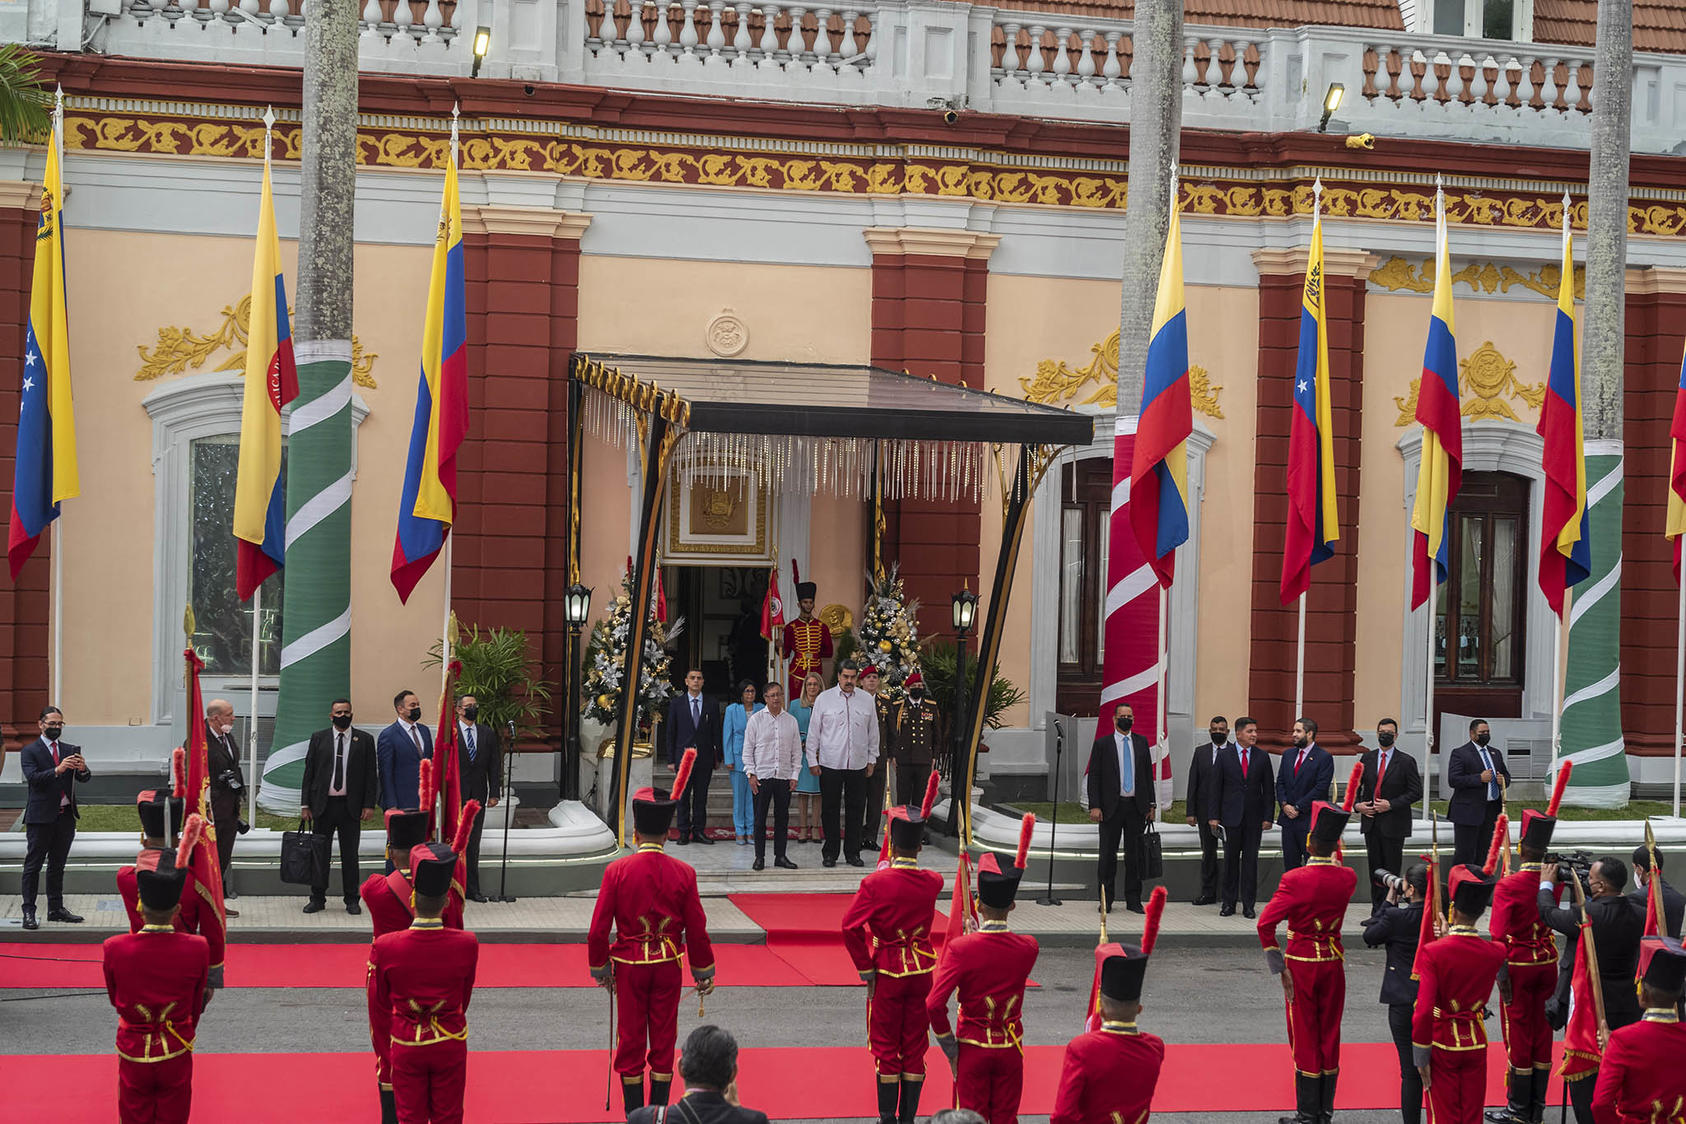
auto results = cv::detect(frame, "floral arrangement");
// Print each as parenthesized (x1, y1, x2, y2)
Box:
(858, 563, 921, 706)
(580, 567, 684, 732)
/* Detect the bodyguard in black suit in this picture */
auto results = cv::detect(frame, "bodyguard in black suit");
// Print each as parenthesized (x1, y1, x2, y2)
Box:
(299, 697, 378, 913)
(452, 693, 503, 901)
(1446, 718, 1510, 866)
(1353, 718, 1424, 910)
(19, 705, 91, 930)
(1275, 717, 1333, 870)
(1209, 716, 1275, 917)
(1362, 865, 1428, 1124)
(1630, 845, 1685, 937)
(1184, 717, 1230, 906)
(1086, 703, 1155, 913)
(665, 668, 722, 844)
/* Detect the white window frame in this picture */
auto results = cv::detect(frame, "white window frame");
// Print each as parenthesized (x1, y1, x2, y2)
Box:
(1423, 0, 1533, 40)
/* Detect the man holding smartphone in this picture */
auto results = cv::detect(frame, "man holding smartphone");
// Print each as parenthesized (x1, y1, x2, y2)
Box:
(20, 704, 92, 930)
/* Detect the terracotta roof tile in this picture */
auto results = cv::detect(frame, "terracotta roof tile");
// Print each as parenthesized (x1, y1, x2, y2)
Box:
(993, 0, 1404, 30)
(1534, 0, 1686, 56)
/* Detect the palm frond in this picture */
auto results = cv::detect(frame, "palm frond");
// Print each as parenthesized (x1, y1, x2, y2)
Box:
(0, 46, 51, 145)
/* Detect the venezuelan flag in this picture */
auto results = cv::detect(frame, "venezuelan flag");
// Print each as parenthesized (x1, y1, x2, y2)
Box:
(232, 134, 298, 600)
(1536, 207, 1589, 615)
(1128, 190, 1193, 589)
(1409, 187, 1462, 610)
(391, 136, 469, 603)
(7, 110, 78, 580)
(1668, 339, 1686, 580)
(1280, 195, 1339, 605)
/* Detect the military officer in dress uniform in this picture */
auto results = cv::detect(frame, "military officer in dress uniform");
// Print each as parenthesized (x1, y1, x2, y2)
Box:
(892, 673, 945, 806)
(116, 790, 225, 991)
(1049, 945, 1166, 1124)
(361, 808, 468, 1124)
(588, 750, 717, 1114)
(1258, 802, 1359, 1124)
(927, 816, 1040, 1124)
(1486, 811, 1560, 1124)
(1413, 864, 1507, 1124)
(369, 844, 480, 1124)
(781, 580, 833, 700)
(102, 856, 211, 1124)
(842, 801, 945, 1124)
(1592, 936, 1686, 1124)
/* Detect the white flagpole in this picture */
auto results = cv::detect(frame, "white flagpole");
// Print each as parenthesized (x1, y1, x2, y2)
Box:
(1294, 592, 1307, 717)
(1551, 604, 1565, 773)
(49, 88, 64, 706)
(1424, 598, 1437, 793)
(1156, 583, 1169, 810)
(1674, 568, 1685, 819)
(249, 582, 261, 827)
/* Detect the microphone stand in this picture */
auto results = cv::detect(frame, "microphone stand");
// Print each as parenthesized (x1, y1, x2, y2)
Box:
(1037, 722, 1063, 906)
(496, 720, 518, 903)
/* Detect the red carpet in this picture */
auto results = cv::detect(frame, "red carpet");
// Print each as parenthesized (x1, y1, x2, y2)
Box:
(4, 1040, 1571, 1122)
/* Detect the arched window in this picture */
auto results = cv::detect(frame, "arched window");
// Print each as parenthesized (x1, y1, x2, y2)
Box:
(1434, 470, 1528, 724)
(1056, 457, 1110, 715)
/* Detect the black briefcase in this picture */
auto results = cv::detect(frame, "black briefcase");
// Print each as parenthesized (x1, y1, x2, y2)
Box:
(1142, 821, 1165, 880)
(279, 819, 328, 886)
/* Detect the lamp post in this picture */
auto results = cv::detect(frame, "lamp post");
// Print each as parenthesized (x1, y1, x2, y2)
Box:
(949, 586, 979, 836)
(563, 583, 593, 802)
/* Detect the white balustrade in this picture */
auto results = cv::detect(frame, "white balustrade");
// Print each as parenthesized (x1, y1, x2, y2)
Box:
(588, 0, 875, 84)
(1362, 34, 1594, 117)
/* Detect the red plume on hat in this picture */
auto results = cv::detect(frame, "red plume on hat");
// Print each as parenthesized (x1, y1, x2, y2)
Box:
(175, 813, 204, 871)
(671, 747, 698, 803)
(920, 769, 941, 822)
(419, 758, 434, 810)
(1140, 885, 1168, 956)
(1341, 759, 1365, 812)
(171, 746, 187, 800)
(1015, 813, 1035, 870)
(1483, 813, 1509, 876)
(451, 799, 483, 855)
(1547, 761, 1573, 816)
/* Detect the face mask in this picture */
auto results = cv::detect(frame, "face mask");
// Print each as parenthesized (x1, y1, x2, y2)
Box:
(332, 714, 353, 730)
(1211, 732, 1226, 746)
(1115, 717, 1133, 733)
(43, 725, 63, 740)
(1377, 731, 1396, 748)
(463, 706, 479, 722)
(406, 706, 422, 723)
(909, 690, 924, 703)
(1474, 732, 1490, 747)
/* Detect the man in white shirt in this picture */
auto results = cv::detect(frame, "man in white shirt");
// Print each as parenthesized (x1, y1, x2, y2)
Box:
(804, 660, 880, 869)
(743, 681, 803, 872)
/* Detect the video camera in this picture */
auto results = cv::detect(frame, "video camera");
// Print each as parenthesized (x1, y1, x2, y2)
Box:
(1544, 849, 1594, 892)
(1372, 868, 1408, 894)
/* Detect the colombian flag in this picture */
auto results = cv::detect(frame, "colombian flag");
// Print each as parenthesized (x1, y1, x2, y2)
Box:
(1409, 187, 1463, 610)
(232, 135, 298, 601)
(7, 110, 78, 580)
(1667, 339, 1686, 580)
(391, 136, 469, 603)
(1129, 188, 1193, 588)
(1536, 208, 1589, 616)
(1280, 196, 1339, 605)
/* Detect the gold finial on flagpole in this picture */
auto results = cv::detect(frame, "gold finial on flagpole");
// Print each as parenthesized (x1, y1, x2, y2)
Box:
(183, 603, 196, 640)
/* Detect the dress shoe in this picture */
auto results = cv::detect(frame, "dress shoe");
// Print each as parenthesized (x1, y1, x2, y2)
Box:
(1219, 905, 1236, 917)
(676, 835, 690, 845)
(48, 908, 84, 923)
(1126, 903, 1145, 915)
(862, 837, 880, 851)
(21, 907, 38, 930)
(1193, 895, 1217, 906)
(753, 858, 766, 871)
(692, 834, 715, 845)
(468, 893, 489, 904)
(1243, 907, 1257, 919)
(303, 901, 326, 914)
(224, 907, 240, 918)
(846, 854, 864, 867)
(774, 856, 798, 870)
(346, 902, 362, 916)
(823, 858, 837, 868)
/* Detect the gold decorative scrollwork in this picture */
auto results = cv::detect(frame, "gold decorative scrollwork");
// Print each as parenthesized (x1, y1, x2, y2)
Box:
(134, 294, 379, 387)
(1392, 340, 1542, 426)
(1368, 256, 1586, 300)
(1022, 328, 1222, 418)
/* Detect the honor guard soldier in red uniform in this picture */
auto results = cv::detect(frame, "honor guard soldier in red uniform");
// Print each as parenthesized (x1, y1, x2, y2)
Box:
(928, 815, 1040, 1124)
(1413, 864, 1506, 1124)
(1258, 802, 1359, 1124)
(102, 853, 211, 1124)
(843, 794, 945, 1124)
(1487, 809, 1560, 1124)
(370, 843, 480, 1124)
(1050, 905, 1168, 1124)
(117, 790, 225, 991)
(1592, 936, 1686, 1124)
(781, 579, 832, 700)
(588, 749, 717, 1114)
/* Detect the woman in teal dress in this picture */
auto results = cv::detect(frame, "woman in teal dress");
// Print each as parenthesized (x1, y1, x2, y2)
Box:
(789, 671, 825, 843)
(722, 680, 763, 844)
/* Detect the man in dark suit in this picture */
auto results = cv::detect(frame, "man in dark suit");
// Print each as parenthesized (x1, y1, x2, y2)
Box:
(1275, 716, 1333, 871)
(299, 697, 378, 915)
(1353, 717, 1424, 911)
(665, 667, 721, 845)
(1631, 846, 1685, 937)
(1362, 864, 1428, 1124)
(376, 688, 432, 813)
(1184, 716, 1230, 906)
(1447, 718, 1510, 866)
(19, 705, 91, 930)
(1087, 702, 1155, 914)
(1209, 715, 1275, 917)
(627, 1025, 769, 1124)
(453, 693, 502, 902)
(203, 699, 246, 913)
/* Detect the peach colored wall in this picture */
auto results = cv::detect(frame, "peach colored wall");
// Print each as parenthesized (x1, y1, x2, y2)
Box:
(808, 490, 865, 640)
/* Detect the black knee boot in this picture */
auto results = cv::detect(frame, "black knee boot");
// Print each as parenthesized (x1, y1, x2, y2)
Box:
(622, 1076, 646, 1114)
(379, 1089, 398, 1124)
(877, 1078, 899, 1124)
(898, 1078, 924, 1124)
(1279, 1073, 1318, 1124)
(1530, 1068, 1552, 1124)
(650, 1077, 672, 1107)
(1321, 1071, 1337, 1124)
(1486, 1071, 1528, 1124)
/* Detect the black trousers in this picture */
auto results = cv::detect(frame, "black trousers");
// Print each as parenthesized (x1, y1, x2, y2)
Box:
(1453, 801, 1502, 867)
(1387, 1002, 1422, 1124)
(1194, 818, 1222, 899)
(1365, 831, 1406, 910)
(1568, 1067, 1595, 1124)
(753, 778, 792, 861)
(1221, 819, 1264, 910)
(675, 757, 715, 839)
(214, 812, 238, 892)
(1282, 818, 1310, 870)
(309, 796, 363, 905)
(820, 765, 867, 862)
(465, 805, 487, 897)
(895, 761, 929, 810)
(1096, 802, 1146, 909)
(860, 758, 887, 844)
(22, 812, 77, 909)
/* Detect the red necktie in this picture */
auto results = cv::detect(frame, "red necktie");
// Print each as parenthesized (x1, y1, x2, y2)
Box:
(1376, 750, 1388, 791)
(1240, 749, 1248, 778)
(1294, 749, 1306, 776)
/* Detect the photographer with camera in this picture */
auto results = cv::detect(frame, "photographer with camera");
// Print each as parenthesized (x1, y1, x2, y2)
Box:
(204, 699, 247, 914)
(1485, 811, 1561, 1124)
(1363, 863, 1430, 1124)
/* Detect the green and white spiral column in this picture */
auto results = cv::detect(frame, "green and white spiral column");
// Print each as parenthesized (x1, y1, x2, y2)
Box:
(1556, 444, 1631, 808)
(258, 343, 355, 813)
